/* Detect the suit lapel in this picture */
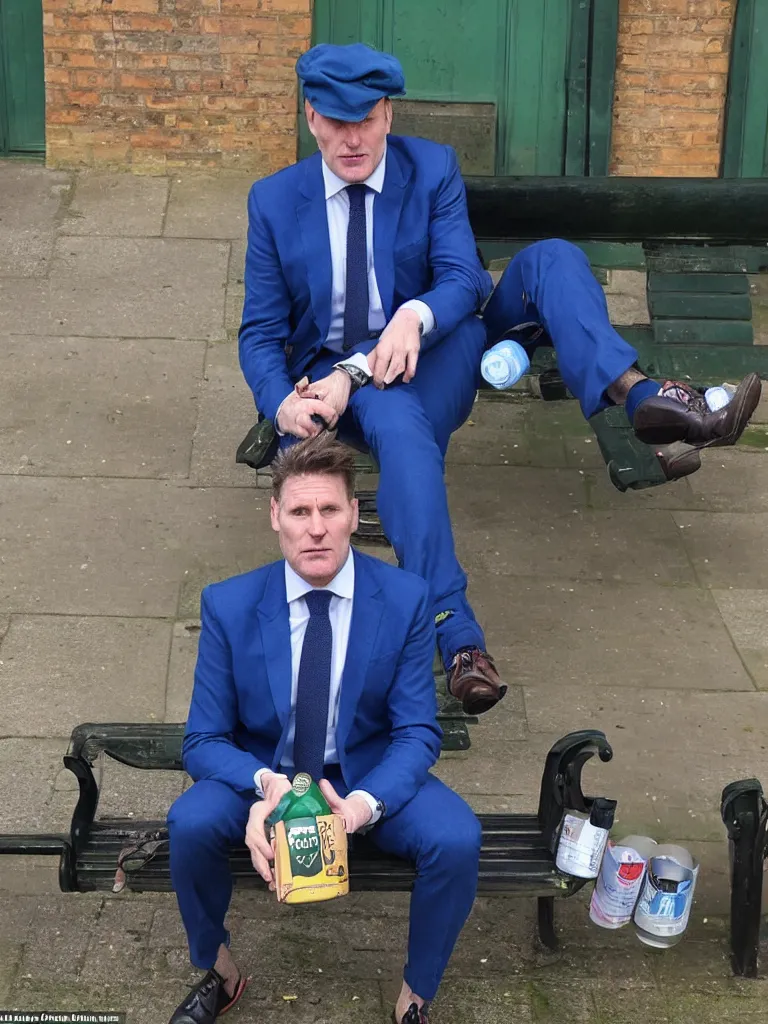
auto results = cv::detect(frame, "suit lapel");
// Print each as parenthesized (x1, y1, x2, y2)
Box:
(337, 552, 384, 749)
(373, 146, 410, 317)
(298, 154, 333, 342)
(256, 562, 293, 728)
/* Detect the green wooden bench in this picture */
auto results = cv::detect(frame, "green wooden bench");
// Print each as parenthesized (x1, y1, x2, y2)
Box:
(467, 175, 768, 493)
(720, 777, 768, 978)
(0, 724, 614, 952)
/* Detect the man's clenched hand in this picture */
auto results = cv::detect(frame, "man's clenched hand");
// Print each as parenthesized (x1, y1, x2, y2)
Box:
(276, 379, 338, 438)
(244, 772, 293, 888)
(318, 779, 373, 834)
(299, 369, 352, 420)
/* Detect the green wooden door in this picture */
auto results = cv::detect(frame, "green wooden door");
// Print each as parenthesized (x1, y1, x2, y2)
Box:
(302, 0, 617, 176)
(722, 0, 768, 177)
(0, 0, 46, 156)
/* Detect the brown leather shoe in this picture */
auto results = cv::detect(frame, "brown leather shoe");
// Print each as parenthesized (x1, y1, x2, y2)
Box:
(633, 373, 762, 449)
(447, 648, 507, 715)
(655, 441, 701, 482)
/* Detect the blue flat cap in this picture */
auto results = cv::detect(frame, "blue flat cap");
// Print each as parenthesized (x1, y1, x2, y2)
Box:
(296, 43, 405, 122)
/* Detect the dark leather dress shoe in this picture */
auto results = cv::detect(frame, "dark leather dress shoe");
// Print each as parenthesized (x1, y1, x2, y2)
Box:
(633, 373, 762, 449)
(169, 968, 247, 1024)
(447, 648, 507, 715)
(393, 1003, 428, 1023)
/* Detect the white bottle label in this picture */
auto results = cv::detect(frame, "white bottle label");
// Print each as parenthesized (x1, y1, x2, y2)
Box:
(555, 813, 608, 879)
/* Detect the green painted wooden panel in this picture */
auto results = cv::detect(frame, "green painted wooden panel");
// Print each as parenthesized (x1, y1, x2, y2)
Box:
(307, 0, 618, 176)
(0, 0, 46, 155)
(588, 0, 619, 175)
(648, 292, 752, 320)
(652, 319, 754, 346)
(647, 273, 750, 294)
(723, 0, 768, 177)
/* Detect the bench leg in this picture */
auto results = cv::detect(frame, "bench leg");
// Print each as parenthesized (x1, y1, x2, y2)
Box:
(721, 779, 768, 978)
(537, 896, 557, 950)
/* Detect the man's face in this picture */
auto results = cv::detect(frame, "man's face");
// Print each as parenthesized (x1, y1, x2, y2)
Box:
(271, 473, 359, 587)
(306, 98, 392, 182)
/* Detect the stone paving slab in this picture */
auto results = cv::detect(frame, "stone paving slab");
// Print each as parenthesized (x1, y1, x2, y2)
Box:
(0, 335, 204, 479)
(524, 688, 768, 840)
(469, 576, 752, 691)
(164, 174, 252, 240)
(165, 620, 200, 722)
(60, 172, 170, 237)
(673, 511, 768, 589)
(0, 739, 70, 832)
(188, 340, 259, 488)
(0, 615, 170, 736)
(0, 164, 70, 277)
(229, 238, 247, 283)
(712, 589, 768, 689)
(585, 468, 706, 512)
(0, 477, 275, 617)
(0, 237, 229, 340)
(449, 467, 696, 585)
(688, 450, 768, 512)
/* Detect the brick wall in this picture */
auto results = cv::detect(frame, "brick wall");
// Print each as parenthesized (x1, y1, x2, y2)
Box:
(42, 0, 312, 174)
(611, 0, 735, 176)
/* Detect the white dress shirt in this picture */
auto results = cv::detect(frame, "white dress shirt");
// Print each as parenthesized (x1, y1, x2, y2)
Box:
(274, 146, 435, 432)
(321, 146, 435, 352)
(253, 550, 381, 823)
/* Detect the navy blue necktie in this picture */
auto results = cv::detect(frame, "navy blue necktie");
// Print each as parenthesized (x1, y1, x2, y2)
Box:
(342, 183, 369, 351)
(292, 589, 333, 781)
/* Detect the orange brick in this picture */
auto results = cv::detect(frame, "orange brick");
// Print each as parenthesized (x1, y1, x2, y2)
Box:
(118, 72, 174, 89)
(112, 15, 174, 31)
(72, 69, 114, 88)
(107, 0, 160, 13)
(44, 32, 97, 50)
(51, 13, 113, 31)
(45, 67, 71, 85)
(115, 53, 169, 69)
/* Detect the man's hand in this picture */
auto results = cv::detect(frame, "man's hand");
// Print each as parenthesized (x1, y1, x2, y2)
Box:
(299, 369, 352, 420)
(318, 779, 373, 834)
(244, 772, 293, 888)
(276, 381, 338, 439)
(368, 307, 422, 388)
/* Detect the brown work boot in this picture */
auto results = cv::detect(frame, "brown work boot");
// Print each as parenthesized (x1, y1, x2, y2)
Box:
(447, 647, 507, 715)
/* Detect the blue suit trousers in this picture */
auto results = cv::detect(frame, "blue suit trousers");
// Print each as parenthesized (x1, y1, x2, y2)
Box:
(297, 314, 489, 666)
(484, 239, 639, 419)
(285, 240, 638, 664)
(168, 773, 481, 1002)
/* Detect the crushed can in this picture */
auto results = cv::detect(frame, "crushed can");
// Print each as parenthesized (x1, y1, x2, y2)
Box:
(590, 835, 657, 929)
(633, 845, 699, 947)
(267, 772, 349, 905)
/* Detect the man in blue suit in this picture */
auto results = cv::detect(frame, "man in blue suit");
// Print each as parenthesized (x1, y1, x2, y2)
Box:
(239, 43, 761, 719)
(167, 436, 481, 1024)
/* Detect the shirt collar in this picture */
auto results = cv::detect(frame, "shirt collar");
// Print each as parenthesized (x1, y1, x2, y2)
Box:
(284, 548, 355, 604)
(321, 144, 387, 201)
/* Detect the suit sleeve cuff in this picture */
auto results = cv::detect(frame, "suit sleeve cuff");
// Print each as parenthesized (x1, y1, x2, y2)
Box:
(333, 351, 372, 378)
(273, 396, 291, 437)
(399, 299, 435, 336)
(254, 768, 287, 798)
(348, 789, 383, 826)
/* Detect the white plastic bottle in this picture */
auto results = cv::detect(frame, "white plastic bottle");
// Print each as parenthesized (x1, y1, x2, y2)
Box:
(480, 340, 531, 390)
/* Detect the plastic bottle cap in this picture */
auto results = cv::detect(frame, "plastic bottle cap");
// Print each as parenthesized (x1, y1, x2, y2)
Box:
(589, 797, 617, 830)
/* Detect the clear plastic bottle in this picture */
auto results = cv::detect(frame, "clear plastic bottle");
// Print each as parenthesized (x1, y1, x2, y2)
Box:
(480, 339, 531, 390)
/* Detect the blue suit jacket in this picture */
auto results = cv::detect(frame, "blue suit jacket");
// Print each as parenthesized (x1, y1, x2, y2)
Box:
(183, 550, 443, 818)
(238, 135, 493, 422)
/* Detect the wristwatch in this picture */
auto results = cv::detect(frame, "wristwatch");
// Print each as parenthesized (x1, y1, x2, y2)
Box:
(333, 360, 373, 394)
